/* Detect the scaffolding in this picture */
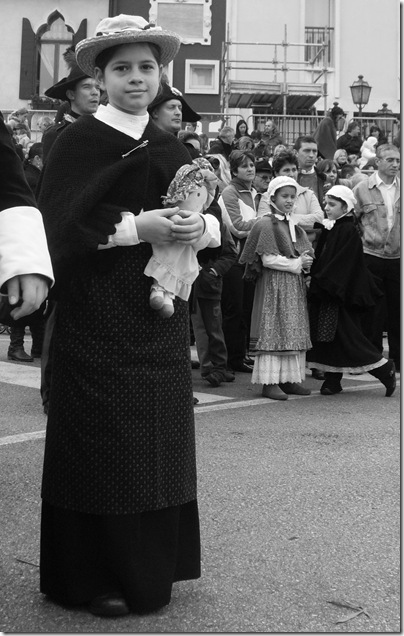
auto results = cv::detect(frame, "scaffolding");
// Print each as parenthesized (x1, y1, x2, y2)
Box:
(220, 24, 330, 115)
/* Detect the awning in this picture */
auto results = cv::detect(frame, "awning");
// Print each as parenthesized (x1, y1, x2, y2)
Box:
(227, 80, 323, 112)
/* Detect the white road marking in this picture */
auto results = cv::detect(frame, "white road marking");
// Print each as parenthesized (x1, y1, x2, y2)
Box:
(0, 430, 45, 447)
(0, 361, 41, 389)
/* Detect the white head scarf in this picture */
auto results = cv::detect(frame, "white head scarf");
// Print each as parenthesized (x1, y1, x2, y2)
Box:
(326, 185, 357, 211)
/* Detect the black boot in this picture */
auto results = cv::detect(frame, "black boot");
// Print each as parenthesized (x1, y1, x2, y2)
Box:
(8, 325, 33, 362)
(368, 359, 396, 397)
(320, 372, 343, 395)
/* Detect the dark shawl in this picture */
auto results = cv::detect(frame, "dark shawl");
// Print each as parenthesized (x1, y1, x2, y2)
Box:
(309, 216, 382, 308)
(239, 214, 313, 281)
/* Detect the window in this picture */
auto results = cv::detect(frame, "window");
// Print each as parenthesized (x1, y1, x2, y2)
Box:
(38, 16, 73, 94)
(185, 60, 219, 94)
(149, 0, 212, 45)
(304, 27, 334, 67)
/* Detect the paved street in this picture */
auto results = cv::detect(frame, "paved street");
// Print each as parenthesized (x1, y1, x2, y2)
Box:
(0, 332, 400, 633)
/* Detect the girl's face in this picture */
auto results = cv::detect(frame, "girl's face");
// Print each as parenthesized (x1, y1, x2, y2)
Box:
(325, 164, 338, 185)
(238, 122, 247, 135)
(95, 43, 161, 115)
(325, 196, 348, 221)
(235, 159, 255, 183)
(271, 185, 297, 214)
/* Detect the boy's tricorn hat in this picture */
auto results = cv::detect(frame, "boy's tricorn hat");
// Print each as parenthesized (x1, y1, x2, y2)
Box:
(148, 81, 201, 122)
(45, 46, 90, 100)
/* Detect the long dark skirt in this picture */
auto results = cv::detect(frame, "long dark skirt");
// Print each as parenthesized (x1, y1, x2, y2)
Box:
(40, 499, 200, 614)
(307, 304, 384, 373)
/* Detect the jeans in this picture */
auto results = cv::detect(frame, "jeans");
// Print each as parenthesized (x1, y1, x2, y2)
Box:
(191, 298, 228, 377)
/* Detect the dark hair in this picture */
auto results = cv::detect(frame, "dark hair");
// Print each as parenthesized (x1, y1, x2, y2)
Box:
(95, 41, 162, 71)
(316, 159, 338, 174)
(272, 150, 298, 175)
(235, 119, 249, 138)
(206, 156, 220, 170)
(27, 142, 43, 160)
(250, 130, 262, 142)
(339, 164, 356, 178)
(229, 150, 255, 176)
(293, 135, 317, 151)
(347, 120, 360, 133)
(181, 131, 200, 144)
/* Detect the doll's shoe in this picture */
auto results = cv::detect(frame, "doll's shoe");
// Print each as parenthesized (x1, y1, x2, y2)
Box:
(279, 382, 311, 395)
(262, 384, 288, 400)
(158, 293, 174, 319)
(150, 285, 165, 310)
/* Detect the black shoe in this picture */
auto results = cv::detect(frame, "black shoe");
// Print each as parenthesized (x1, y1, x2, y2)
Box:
(43, 403, 49, 415)
(320, 381, 343, 395)
(369, 359, 396, 397)
(191, 360, 200, 369)
(231, 362, 253, 373)
(193, 396, 199, 405)
(222, 370, 236, 382)
(205, 371, 222, 387)
(89, 594, 130, 617)
(8, 348, 33, 362)
(311, 369, 325, 381)
(244, 356, 254, 366)
(279, 382, 311, 395)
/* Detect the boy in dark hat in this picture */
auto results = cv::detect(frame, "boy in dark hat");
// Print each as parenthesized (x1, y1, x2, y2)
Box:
(42, 46, 101, 161)
(148, 80, 200, 136)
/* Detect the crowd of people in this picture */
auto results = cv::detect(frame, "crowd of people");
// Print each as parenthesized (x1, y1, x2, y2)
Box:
(1, 12, 400, 619)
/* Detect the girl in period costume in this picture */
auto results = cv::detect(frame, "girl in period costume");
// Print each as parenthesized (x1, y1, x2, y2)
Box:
(306, 185, 396, 397)
(240, 176, 313, 400)
(37, 14, 219, 618)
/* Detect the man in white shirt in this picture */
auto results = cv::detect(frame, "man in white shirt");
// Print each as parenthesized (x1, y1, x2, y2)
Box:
(354, 144, 400, 371)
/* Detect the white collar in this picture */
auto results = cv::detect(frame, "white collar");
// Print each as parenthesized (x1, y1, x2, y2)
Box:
(375, 172, 398, 188)
(273, 212, 296, 242)
(300, 167, 315, 175)
(94, 104, 149, 140)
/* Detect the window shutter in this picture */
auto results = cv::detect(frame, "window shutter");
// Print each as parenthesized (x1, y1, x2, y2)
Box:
(19, 18, 37, 99)
(73, 19, 87, 46)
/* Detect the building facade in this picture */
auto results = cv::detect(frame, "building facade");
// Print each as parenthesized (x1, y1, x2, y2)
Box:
(1, 0, 400, 129)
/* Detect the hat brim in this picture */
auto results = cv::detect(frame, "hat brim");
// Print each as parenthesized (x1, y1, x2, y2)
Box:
(45, 74, 89, 100)
(76, 29, 181, 77)
(148, 94, 201, 122)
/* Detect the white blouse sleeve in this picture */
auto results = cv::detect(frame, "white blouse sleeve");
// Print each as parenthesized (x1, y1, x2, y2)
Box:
(0, 206, 54, 290)
(98, 211, 140, 250)
(262, 253, 303, 274)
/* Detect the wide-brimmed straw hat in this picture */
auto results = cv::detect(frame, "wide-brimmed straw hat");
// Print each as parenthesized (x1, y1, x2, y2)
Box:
(76, 14, 181, 77)
(148, 81, 201, 122)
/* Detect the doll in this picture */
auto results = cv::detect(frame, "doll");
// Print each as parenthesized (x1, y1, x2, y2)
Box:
(144, 158, 217, 318)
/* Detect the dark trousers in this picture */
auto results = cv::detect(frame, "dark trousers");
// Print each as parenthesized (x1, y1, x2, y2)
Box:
(191, 297, 228, 376)
(363, 255, 400, 367)
(221, 264, 254, 369)
(8, 316, 45, 354)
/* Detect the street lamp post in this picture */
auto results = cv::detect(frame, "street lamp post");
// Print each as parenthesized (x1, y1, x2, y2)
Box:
(349, 74, 372, 132)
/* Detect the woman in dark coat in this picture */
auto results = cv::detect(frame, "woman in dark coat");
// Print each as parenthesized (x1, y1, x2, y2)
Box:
(23, 143, 43, 195)
(306, 185, 396, 397)
(37, 14, 210, 618)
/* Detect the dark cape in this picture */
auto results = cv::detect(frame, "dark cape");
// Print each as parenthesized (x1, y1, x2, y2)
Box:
(37, 116, 200, 611)
(307, 216, 384, 371)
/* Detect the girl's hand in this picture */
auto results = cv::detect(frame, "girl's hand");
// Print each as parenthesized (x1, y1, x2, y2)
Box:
(170, 210, 205, 244)
(136, 207, 180, 244)
(301, 251, 314, 270)
(7, 274, 48, 320)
